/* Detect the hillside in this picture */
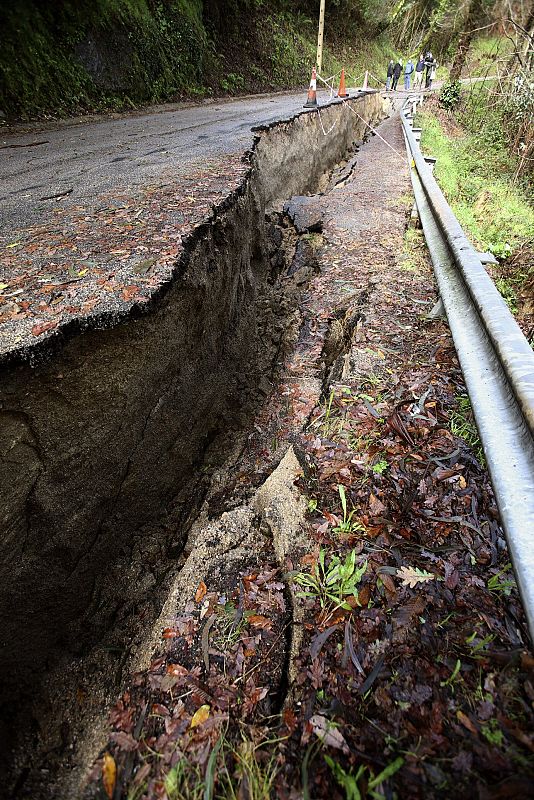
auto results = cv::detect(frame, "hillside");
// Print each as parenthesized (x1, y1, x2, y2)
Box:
(0, 0, 390, 120)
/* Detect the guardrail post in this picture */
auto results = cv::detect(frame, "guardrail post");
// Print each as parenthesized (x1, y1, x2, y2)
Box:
(427, 298, 446, 319)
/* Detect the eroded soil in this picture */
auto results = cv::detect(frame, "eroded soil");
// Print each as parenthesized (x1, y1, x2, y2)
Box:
(82, 113, 534, 799)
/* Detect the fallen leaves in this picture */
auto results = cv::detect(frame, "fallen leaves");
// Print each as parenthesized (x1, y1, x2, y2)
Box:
(194, 580, 207, 603)
(165, 663, 188, 677)
(396, 565, 436, 588)
(309, 714, 349, 753)
(247, 614, 272, 629)
(31, 319, 58, 337)
(83, 114, 533, 800)
(102, 752, 116, 799)
(120, 285, 141, 302)
(0, 155, 248, 353)
(190, 704, 210, 728)
(161, 627, 180, 639)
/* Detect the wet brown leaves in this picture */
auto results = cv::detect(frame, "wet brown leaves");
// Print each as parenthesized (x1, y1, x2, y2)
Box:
(0, 156, 247, 351)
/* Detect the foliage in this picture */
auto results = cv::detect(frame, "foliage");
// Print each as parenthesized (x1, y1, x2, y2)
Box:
(502, 67, 534, 177)
(487, 563, 516, 596)
(161, 734, 279, 800)
(495, 277, 518, 312)
(333, 484, 366, 534)
(439, 78, 461, 109)
(0, 0, 400, 117)
(0, 0, 207, 116)
(449, 394, 485, 465)
(293, 548, 368, 614)
(418, 102, 534, 260)
(325, 754, 404, 799)
(391, 0, 496, 61)
(371, 458, 388, 474)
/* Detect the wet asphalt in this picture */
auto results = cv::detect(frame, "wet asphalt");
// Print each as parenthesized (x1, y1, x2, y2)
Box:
(0, 91, 319, 232)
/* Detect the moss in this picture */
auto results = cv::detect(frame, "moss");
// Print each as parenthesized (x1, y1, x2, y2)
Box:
(0, 0, 207, 117)
(0, 0, 397, 118)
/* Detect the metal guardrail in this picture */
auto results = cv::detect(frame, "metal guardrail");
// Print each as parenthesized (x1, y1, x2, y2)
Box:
(400, 96, 534, 643)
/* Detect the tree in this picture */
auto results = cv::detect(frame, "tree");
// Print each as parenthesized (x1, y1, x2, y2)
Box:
(449, 0, 490, 79)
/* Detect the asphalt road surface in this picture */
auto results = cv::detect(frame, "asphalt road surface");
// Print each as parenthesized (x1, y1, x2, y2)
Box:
(0, 90, 324, 232)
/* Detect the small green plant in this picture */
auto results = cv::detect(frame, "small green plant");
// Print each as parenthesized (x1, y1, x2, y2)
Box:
(481, 719, 504, 747)
(440, 658, 463, 690)
(164, 758, 205, 800)
(211, 601, 252, 649)
(439, 80, 461, 110)
(436, 612, 456, 629)
(333, 485, 366, 535)
(371, 459, 388, 475)
(495, 277, 518, 313)
(223, 737, 280, 800)
(449, 394, 485, 465)
(325, 754, 404, 799)
(360, 372, 382, 389)
(162, 734, 280, 800)
(487, 563, 516, 596)
(220, 72, 245, 92)
(310, 390, 346, 439)
(465, 631, 495, 656)
(293, 548, 367, 615)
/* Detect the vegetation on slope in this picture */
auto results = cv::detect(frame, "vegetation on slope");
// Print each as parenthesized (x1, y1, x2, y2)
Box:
(4, 0, 530, 121)
(418, 57, 533, 334)
(0, 0, 391, 119)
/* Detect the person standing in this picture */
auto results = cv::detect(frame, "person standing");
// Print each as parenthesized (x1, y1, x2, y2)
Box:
(424, 52, 437, 88)
(413, 54, 425, 89)
(391, 59, 403, 91)
(404, 58, 414, 90)
(386, 59, 395, 91)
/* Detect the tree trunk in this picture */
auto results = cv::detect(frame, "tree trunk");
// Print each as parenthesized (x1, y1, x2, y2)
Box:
(449, 0, 486, 81)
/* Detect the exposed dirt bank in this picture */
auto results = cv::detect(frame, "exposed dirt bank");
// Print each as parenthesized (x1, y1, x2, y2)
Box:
(0, 93, 386, 798)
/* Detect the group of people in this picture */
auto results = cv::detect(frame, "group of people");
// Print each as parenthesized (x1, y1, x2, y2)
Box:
(385, 52, 437, 92)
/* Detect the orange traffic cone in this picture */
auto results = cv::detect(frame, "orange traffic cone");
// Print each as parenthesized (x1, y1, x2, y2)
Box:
(337, 68, 348, 98)
(304, 66, 318, 108)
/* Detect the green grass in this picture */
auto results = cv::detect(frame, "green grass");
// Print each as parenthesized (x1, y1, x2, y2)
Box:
(159, 734, 280, 800)
(466, 35, 511, 79)
(418, 105, 534, 259)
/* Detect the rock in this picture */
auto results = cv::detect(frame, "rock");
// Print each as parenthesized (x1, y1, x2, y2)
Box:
(283, 196, 324, 234)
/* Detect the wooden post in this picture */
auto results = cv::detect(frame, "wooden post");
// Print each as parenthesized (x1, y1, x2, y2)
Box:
(317, 0, 325, 74)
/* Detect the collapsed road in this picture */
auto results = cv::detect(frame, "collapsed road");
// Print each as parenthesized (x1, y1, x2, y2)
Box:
(2, 89, 532, 799)
(1, 90, 338, 231)
(0, 90, 387, 797)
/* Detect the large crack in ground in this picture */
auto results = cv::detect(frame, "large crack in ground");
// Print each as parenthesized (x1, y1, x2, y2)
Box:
(77, 109, 533, 799)
(0, 94, 387, 798)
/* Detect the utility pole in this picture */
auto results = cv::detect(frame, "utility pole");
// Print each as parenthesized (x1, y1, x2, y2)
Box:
(317, 0, 325, 75)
